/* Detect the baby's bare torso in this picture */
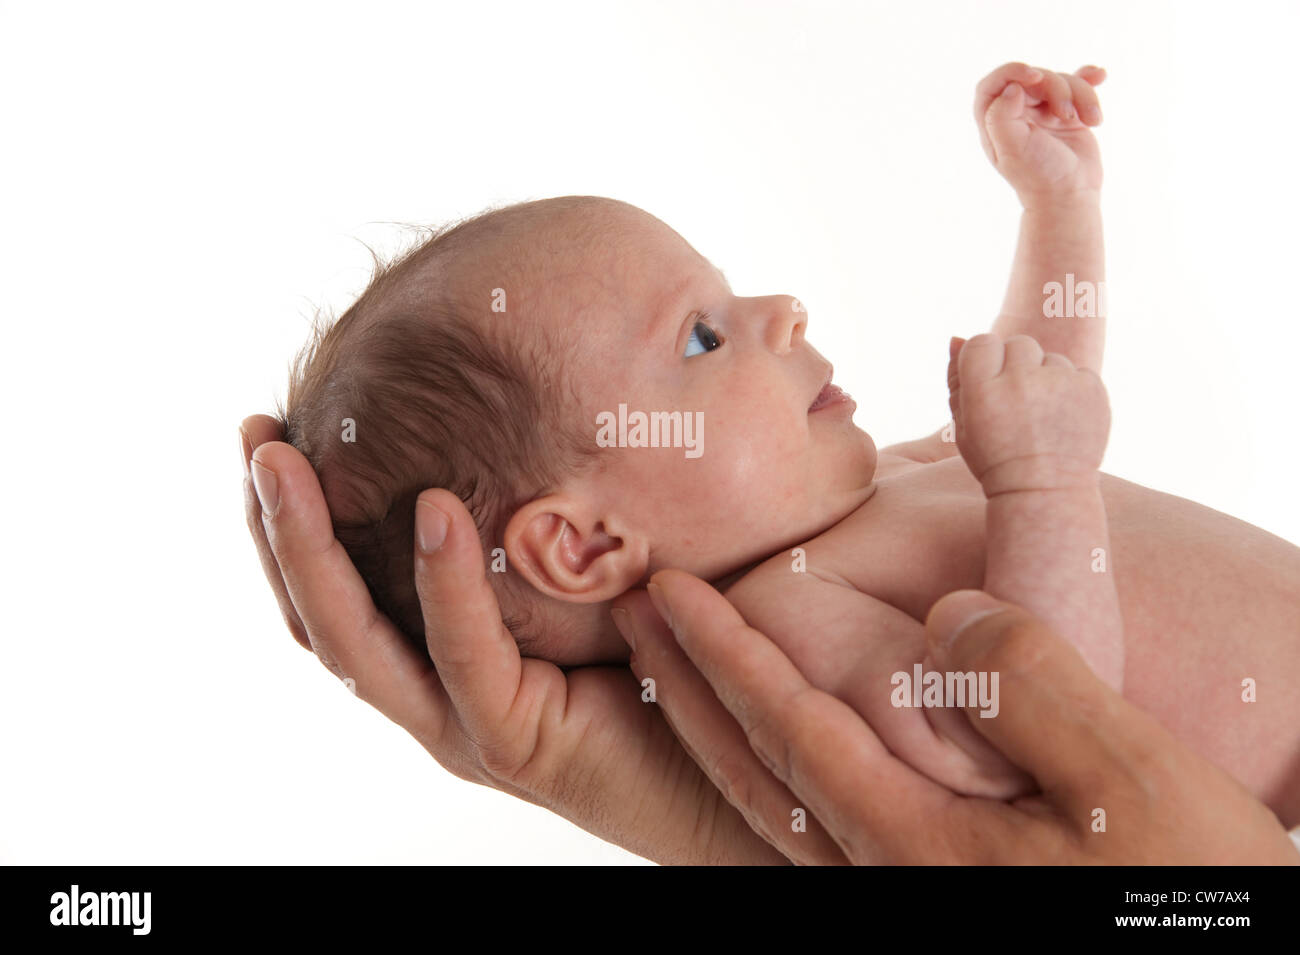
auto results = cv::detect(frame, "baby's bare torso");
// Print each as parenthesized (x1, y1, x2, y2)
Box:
(729, 452, 1300, 826)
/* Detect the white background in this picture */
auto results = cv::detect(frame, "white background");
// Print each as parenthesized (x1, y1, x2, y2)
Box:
(2, 0, 1296, 864)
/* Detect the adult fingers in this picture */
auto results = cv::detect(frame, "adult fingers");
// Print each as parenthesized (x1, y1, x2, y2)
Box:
(644, 569, 978, 863)
(250, 439, 452, 748)
(241, 415, 310, 650)
(411, 489, 532, 773)
(930, 590, 1300, 863)
(611, 588, 849, 865)
(925, 590, 1162, 825)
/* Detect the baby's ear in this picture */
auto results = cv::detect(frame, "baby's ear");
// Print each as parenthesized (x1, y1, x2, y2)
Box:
(504, 495, 648, 603)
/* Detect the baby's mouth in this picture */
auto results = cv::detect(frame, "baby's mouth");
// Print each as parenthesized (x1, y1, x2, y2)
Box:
(809, 381, 852, 413)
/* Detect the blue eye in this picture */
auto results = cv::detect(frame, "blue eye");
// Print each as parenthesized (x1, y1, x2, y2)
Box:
(684, 316, 722, 357)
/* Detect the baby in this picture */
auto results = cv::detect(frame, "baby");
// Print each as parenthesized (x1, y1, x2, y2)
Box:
(280, 63, 1300, 826)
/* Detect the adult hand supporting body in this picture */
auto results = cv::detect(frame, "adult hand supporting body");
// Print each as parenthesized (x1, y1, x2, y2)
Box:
(610, 573, 1300, 864)
(240, 414, 792, 865)
(243, 412, 1296, 864)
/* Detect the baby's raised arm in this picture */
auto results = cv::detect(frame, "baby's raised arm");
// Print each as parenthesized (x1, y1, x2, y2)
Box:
(883, 63, 1108, 464)
(976, 62, 1108, 373)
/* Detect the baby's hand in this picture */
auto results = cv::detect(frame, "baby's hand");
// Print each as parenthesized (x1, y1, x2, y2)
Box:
(974, 62, 1106, 206)
(948, 334, 1110, 497)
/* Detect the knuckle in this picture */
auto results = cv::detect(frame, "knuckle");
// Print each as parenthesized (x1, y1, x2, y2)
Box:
(746, 712, 793, 782)
(315, 649, 344, 681)
(474, 736, 525, 782)
(972, 617, 1054, 680)
(746, 692, 812, 784)
(1117, 735, 1178, 807)
(709, 749, 753, 809)
(242, 479, 264, 530)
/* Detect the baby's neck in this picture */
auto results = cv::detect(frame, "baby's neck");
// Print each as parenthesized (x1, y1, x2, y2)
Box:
(709, 559, 767, 596)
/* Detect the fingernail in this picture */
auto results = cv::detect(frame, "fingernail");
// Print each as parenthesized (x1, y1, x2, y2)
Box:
(1001, 83, 1018, 98)
(1083, 105, 1101, 123)
(416, 500, 449, 553)
(1062, 103, 1076, 119)
(946, 608, 1002, 648)
(941, 605, 998, 649)
(239, 428, 253, 473)
(611, 608, 635, 651)
(933, 591, 1005, 650)
(251, 460, 280, 518)
(647, 581, 673, 633)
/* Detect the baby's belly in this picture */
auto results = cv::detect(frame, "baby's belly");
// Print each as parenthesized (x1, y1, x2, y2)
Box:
(825, 456, 1300, 824)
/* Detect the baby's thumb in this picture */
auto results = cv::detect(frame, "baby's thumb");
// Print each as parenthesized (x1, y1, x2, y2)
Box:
(983, 82, 1029, 164)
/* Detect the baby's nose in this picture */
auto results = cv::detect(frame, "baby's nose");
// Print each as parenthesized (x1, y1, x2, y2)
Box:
(763, 295, 807, 354)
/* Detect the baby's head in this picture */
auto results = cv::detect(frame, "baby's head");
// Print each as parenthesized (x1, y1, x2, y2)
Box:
(281, 197, 877, 663)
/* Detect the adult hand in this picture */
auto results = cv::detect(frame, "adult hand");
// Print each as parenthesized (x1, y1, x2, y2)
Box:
(240, 415, 790, 864)
(611, 572, 1300, 864)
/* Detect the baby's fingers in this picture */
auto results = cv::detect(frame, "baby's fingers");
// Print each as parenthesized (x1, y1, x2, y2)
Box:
(974, 61, 1043, 126)
(958, 333, 1007, 386)
(973, 63, 1043, 162)
(1001, 334, 1045, 369)
(1064, 71, 1103, 125)
(1076, 64, 1107, 86)
(1042, 352, 1074, 370)
(1024, 70, 1076, 121)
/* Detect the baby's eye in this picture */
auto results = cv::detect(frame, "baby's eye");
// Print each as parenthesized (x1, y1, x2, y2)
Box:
(684, 318, 723, 357)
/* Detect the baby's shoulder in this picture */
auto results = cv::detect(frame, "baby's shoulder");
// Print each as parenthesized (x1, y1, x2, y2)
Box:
(721, 534, 910, 654)
(723, 504, 891, 611)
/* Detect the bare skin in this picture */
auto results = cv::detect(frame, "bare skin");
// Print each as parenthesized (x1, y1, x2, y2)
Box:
(242, 414, 790, 864)
(244, 418, 1300, 862)
(710, 61, 1300, 817)
(244, 61, 1299, 860)
(613, 578, 1300, 864)
(725, 434, 1300, 824)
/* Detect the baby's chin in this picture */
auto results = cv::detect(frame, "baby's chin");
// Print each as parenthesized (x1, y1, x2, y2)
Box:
(821, 421, 879, 497)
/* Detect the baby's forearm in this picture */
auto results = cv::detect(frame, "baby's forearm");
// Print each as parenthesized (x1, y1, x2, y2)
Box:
(992, 193, 1105, 372)
(983, 470, 1124, 690)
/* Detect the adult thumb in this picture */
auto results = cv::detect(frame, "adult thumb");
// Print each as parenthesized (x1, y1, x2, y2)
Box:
(924, 589, 1139, 816)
